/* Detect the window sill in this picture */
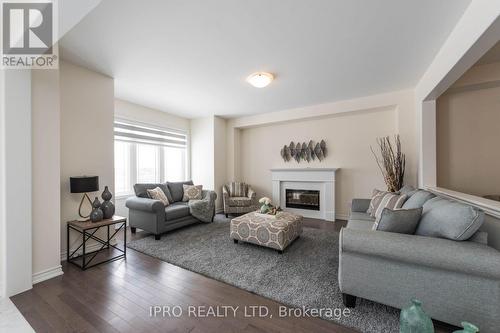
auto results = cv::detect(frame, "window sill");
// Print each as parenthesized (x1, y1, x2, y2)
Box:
(115, 193, 134, 200)
(426, 187, 500, 219)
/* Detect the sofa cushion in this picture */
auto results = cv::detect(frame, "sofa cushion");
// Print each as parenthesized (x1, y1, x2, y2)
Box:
(402, 190, 435, 209)
(416, 197, 485, 241)
(399, 185, 418, 198)
(349, 212, 375, 222)
(346, 219, 374, 230)
(373, 207, 422, 234)
(469, 231, 488, 245)
(134, 183, 171, 199)
(165, 202, 190, 221)
(227, 196, 252, 207)
(167, 180, 194, 202)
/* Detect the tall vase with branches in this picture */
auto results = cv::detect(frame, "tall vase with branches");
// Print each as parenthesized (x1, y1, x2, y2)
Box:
(371, 135, 406, 192)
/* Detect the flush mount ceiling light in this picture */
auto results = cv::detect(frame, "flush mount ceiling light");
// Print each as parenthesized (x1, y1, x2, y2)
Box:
(246, 72, 274, 88)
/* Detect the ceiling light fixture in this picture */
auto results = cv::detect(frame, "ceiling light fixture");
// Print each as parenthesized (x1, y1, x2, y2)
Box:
(246, 72, 274, 88)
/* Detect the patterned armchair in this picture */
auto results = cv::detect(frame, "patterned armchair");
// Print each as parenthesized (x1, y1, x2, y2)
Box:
(222, 182, 259, 217)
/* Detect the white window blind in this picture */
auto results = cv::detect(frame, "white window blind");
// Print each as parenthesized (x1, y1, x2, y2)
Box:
(114, 121, 187, 148)
(114, 120, 188, 196)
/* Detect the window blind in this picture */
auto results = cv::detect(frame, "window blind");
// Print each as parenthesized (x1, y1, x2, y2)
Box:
(114, 121, 187, 148)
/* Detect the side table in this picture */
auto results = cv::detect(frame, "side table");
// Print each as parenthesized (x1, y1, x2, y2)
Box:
(67, 215, 127, 270)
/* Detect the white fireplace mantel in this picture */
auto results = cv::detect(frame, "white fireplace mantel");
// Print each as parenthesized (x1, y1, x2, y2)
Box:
(270, 168, 338, 221)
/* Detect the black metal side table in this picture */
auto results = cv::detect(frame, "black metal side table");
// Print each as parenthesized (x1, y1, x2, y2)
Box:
(67, 215, 127, 270)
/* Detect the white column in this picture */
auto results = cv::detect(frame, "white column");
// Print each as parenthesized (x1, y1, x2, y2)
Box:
(1, 70, 33, 297)
(418, 100, 437, 188)
(0, 69, 5, 297)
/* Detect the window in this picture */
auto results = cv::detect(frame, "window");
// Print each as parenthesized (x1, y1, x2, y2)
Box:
(114, 120, 189, 196)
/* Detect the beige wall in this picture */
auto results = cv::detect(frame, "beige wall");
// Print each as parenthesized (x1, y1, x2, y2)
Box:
(115, 99, 190, 131)
(239, 108, 397, 218)
(190, 117, 215, 189)
(226, 90, 417, 219)
(213, 116, 227, 211)
(32, 69, 62, 279)
(190, 116, 227, 210)
(60, 61, 115, 256)
(437, 62, 500, 197)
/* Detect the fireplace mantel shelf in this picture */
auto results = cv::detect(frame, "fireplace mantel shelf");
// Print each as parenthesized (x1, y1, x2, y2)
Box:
(270, 168, 339, 172)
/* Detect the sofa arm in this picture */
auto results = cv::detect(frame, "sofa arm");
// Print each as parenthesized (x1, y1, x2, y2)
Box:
(201, 189, 217, 202)
(190, 190, 217, 222)
(125, 196, 165, 213)
(340, 228, 500, 279)
(351, 198, 371, 213)
(247, 187, 256, 199)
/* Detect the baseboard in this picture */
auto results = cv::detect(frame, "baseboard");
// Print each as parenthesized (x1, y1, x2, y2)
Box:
(32, 265, 64, 284)
(60, 239, 117, 261)
(335, 213, 349, 221)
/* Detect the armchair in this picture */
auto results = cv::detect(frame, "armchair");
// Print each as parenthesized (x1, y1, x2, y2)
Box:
(222, 182, 259, 217)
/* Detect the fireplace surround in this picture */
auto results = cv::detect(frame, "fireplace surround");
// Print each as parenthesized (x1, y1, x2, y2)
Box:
(271, 168, 338, 221)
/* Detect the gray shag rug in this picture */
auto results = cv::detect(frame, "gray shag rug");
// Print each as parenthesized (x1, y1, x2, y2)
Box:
(127, 216, 400, 332)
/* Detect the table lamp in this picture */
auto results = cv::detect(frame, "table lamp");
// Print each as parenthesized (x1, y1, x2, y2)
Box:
(70, 176, 99, 221)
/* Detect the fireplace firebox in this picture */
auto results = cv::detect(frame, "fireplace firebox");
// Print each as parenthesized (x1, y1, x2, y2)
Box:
(285, 189, 320, 211)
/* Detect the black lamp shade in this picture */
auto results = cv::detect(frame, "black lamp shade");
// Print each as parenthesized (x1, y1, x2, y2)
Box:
(70, 176, 99, 193)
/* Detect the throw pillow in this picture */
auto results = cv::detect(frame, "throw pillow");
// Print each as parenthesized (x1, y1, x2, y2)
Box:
(399, 185, 418, 198)
(228, 182, 247, 197)
(373, 207, 423, 234)
(368, 189, 407, 219)
(402, 190, 435, 209)
(415, 197, 485, 241)
(182, 184, 203, 201)
(367, 189, 392, 214)
(167, 180, 194, 202)
(147, 187, 170, 206)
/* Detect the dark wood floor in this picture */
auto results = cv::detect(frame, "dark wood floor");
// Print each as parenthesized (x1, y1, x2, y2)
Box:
(11, 216, 456, 333)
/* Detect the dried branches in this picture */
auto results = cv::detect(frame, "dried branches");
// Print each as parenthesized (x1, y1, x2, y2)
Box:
(371, 135, 406, 192)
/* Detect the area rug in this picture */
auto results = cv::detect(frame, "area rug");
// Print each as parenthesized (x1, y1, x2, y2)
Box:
(127, 216, 400, 332)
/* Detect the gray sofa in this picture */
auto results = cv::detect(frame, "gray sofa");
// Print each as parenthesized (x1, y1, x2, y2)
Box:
(339, 189, 500, 332)
(125, 181, 217, 240)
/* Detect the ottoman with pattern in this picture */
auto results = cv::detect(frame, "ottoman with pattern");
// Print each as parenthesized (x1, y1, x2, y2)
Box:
(230, 211, 303, 253)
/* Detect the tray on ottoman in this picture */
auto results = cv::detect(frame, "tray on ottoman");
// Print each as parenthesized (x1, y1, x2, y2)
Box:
(230, 211, 303, 253)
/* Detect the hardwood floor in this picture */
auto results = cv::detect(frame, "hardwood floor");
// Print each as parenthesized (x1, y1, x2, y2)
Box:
(10, 216, 456, 333)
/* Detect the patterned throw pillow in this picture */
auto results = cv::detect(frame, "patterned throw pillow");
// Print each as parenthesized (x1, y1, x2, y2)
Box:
(147, 187, 170, 206)
(183, 184, 203, 201)
(228, 182, 247, 197)
(368, 189, 407, 219)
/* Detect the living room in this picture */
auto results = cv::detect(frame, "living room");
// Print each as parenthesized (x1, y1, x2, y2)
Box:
(1, 1, 500, 333)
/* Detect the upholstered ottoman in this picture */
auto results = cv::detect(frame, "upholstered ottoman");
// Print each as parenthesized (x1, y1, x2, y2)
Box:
(230, 211, 303, 253)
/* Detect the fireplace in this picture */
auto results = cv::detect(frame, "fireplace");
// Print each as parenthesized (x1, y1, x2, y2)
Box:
(285, 189, 320, 211)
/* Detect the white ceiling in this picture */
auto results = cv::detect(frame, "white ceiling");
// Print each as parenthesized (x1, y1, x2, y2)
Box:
(60, 0, 471, 118)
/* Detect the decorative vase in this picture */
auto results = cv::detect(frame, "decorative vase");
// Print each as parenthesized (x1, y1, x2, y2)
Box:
(100, 186, 115, 219)
(90, 197, 104, 222)
(453, 322, 479, 333)
(400, 299, 434, 333)
(260, 204, 271, 214)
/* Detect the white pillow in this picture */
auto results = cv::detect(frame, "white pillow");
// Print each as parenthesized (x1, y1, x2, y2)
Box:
(147, 187, 170, 206)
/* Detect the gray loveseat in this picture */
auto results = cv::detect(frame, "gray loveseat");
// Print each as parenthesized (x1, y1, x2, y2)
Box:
(125, 181, 217, 240)
(339, 189, 500, 332)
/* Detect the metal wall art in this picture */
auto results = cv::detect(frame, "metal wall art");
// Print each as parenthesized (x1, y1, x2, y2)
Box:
(280, 140, 327, 163)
